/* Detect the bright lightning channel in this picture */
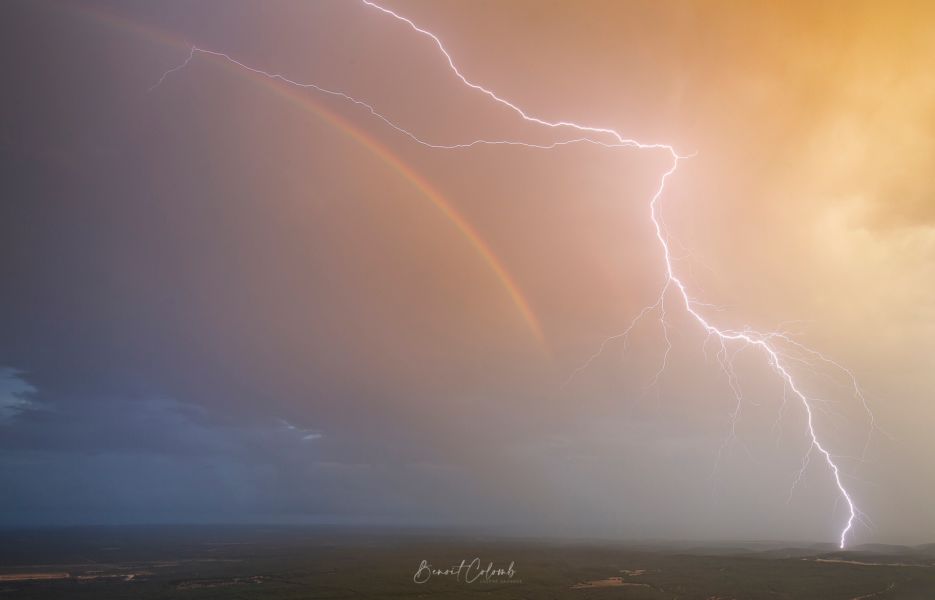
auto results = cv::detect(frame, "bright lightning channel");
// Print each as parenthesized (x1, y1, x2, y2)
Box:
(152, 0, 879, 549)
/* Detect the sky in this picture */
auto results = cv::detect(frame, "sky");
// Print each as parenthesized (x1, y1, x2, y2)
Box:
(1, 0, 934, 545)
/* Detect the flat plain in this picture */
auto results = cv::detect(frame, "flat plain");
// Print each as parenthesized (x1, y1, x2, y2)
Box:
(1, 526, 934, 599)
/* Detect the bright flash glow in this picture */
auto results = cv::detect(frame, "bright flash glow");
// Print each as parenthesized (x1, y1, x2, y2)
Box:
(152, 0, 880, 549)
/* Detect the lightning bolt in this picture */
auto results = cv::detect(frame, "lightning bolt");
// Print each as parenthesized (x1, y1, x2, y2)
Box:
(152, 0, 879, 549)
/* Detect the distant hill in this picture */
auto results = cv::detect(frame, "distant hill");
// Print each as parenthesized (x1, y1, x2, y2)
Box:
(850, 543, 917, 555)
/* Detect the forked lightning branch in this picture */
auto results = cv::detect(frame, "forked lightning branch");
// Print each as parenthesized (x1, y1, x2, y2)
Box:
(154, 0, 878, 549)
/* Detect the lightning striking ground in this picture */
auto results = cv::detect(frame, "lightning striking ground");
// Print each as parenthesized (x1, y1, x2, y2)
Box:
(152, 1, 878, 549)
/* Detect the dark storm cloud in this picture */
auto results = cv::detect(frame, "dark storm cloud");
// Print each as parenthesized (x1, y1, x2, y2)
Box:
(0, 368, 467, 526)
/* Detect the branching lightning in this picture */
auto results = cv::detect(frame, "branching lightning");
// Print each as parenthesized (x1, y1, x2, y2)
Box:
(152, 0, 881, 549)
